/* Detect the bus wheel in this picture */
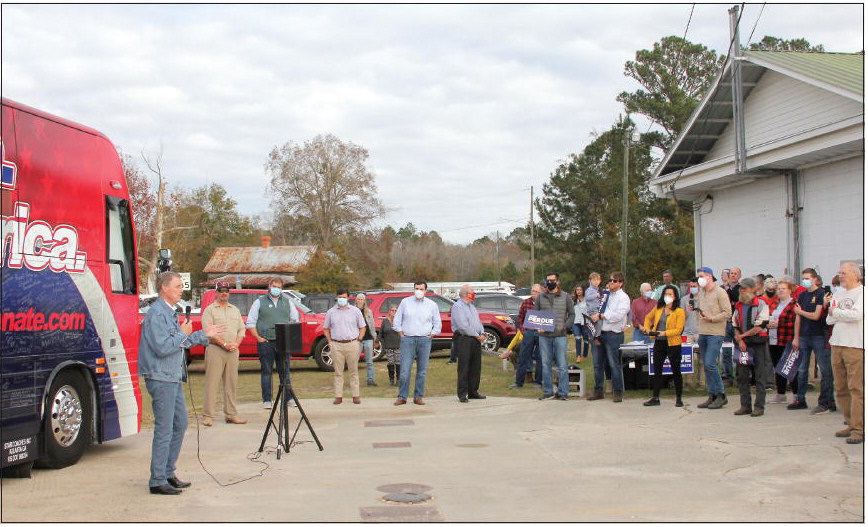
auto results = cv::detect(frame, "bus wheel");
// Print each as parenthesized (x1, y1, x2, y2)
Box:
(36, 370, 92, 469)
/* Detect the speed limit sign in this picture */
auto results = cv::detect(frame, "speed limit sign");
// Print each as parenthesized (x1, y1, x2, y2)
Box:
(179, 272, 191, 291)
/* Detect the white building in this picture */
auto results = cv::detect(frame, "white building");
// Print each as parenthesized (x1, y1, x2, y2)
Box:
(649, 50, 864, 282)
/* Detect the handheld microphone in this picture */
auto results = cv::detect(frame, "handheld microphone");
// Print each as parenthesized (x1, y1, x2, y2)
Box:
(185, 305, 192, 323)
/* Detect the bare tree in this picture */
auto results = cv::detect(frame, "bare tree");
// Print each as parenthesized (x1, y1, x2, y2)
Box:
(266, 134, 386, 247)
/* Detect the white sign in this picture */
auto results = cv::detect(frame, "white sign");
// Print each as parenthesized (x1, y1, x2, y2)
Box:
(179, 272, 191, 291)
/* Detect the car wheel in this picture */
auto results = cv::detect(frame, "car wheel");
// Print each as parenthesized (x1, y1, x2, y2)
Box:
(35, 370, 92, 469)
(481, 328, 501, 354)
(313, 338, 335, 372)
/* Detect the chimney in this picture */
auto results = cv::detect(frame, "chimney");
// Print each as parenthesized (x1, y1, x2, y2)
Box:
(261, 235, 271, 248)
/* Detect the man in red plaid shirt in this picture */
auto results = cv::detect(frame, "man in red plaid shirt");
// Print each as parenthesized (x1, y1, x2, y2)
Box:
(508, 284, 543, 388)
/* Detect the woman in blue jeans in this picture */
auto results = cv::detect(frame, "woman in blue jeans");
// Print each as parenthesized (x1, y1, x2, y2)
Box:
(571, 285, 590, 363)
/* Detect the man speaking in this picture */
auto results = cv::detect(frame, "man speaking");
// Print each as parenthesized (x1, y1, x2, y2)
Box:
(139, 272, 223, 495)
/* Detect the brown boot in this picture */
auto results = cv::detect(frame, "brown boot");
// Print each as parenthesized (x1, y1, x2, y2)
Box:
(587, 391, 604, 401)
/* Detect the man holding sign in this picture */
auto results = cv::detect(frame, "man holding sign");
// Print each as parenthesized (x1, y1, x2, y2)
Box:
(533, 273, 575, 401)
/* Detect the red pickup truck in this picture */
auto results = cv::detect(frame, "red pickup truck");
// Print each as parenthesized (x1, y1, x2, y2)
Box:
(186, 289, 338, 370)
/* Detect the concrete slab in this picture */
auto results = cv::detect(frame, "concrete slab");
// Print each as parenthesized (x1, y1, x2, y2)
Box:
(0, 395, 862, 522)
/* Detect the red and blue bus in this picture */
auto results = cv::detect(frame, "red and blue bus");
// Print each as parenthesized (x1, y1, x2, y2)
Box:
(1, 98, 141, 474)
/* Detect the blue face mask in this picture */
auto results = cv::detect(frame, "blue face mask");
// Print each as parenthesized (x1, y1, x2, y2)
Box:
(336, 297, 348, 307)
(270, 287, 282, 297)
(689, 287, 699, 295)
(801, 279, 812, 288)
(644, 291, 653, 299)
(832, 286, 843, 294)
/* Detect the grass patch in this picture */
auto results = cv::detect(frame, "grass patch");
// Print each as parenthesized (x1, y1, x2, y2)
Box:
(139, 344, 712, 428)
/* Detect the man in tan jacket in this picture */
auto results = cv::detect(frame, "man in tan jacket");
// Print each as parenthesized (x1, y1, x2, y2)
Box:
(693, 267, 732, 410)
(202, 282, 248, 426)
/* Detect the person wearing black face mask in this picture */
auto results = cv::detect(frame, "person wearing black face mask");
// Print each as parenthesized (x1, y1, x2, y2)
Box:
(534, 273, 575, 401)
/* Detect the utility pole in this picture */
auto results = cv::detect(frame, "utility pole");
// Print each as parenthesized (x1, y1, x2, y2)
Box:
(621, 118, 629, 276)
(729, 5, 747, 173)
(530, 186, 536, 286)
(495, 230, 502, 287)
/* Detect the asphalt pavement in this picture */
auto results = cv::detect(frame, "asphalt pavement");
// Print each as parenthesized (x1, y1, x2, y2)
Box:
(1, 393, 863, 522)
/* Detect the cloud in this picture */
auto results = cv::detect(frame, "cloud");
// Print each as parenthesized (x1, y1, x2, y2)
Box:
(2, 4, 862, 244)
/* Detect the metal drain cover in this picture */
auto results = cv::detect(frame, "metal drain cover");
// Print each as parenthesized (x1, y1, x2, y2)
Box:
(376, 483, 433, 494)
(381, 492, 432, 504)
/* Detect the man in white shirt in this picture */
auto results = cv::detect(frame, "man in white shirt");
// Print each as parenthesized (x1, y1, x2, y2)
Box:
(588, 271, 630, 402)
(826, 262, 864, 445)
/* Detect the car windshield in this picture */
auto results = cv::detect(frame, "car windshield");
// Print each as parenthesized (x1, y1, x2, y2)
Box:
(290, 298, 313, 314)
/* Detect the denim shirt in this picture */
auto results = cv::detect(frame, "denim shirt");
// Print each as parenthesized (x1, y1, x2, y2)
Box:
(139, 298, 209, 383)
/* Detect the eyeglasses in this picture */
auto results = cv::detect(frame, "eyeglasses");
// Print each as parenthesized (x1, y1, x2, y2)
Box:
(217, 288, 230, 293)
(608, 278, 622, 283)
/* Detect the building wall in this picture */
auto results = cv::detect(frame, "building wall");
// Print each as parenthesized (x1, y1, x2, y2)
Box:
(696, 155, 864, 281)
(696, 174, 791, 278)
(798, 155, 864, 279)
(707, 71, 862, 160)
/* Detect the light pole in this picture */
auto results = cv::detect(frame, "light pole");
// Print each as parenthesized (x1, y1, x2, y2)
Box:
(622, 125, 640, 276)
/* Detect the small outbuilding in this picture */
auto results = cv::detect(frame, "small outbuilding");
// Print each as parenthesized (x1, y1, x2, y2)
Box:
(201, 236, 316, 288)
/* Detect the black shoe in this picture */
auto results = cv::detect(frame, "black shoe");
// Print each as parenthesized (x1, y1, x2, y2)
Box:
(675, 399, 684, 407)
(166, 477, 191, 489)
(469, 394, 486, 399)
(556, 395, 568, 401)
(509, 383, 523, 389)
(458, 396, 468, 403)
(367, 380, 378, 386)
(446, 360, 456, 365)
(539, 393, 555, 400)
(643, 398, 660, 406)
(150, 484, 182, 495)
(787, 400, 808, 410)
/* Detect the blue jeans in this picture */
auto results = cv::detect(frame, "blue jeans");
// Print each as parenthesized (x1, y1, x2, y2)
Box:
(600, 331, 625, 394)
(515, 330, 538, 386)
(361, 339, 375, 382)
(592, 338, 610, 393)
(398, 336, 432, 400)
(632, 327, 651, 344)
(539, 335, 568, 397)
(699, 334, 724, 395)
(797, 334, 834, 406)
(722, 322, 735, 380)
(532, 345, 542, 383)
(572, 324, 590, 358)
(258, 340, 289, 403)
(145, 378, 187, 488)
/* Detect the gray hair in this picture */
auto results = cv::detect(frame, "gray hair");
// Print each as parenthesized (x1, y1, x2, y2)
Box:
(459, 284, 473, 297)
(157, 271, 181, 291)
(640, 282, 652, 292)
(842, 261, 863, 278)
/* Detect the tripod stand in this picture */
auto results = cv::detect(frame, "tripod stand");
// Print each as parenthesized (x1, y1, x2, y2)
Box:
(258, 354, 324, 458)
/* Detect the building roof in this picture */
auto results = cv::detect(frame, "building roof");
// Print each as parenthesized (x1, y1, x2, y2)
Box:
(202, 245, 317, 274)
(652, 50, 864, 187)
(743, 50, 863, 98)
(200, 274, 297, 288)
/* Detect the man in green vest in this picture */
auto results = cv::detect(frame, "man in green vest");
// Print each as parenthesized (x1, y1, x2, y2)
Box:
(246, 277, 300, 409)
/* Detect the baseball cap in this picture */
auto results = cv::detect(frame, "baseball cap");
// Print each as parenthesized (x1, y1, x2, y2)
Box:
(696, 267, 716, 281)
(215, 281, 230, 291)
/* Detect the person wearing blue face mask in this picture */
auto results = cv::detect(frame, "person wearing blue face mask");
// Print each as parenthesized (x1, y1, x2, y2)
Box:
(324, 289, 367, 404)
(792, 268, 835, 413)
(247, 277, 300, 409)
(631, 282, 656, 344)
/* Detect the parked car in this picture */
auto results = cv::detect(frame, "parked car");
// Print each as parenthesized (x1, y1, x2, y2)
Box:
(472, 293, 523, 325)
(301, 293, 338, 314)
(355, 290, 517, 354)
(179, 289, 373, 372)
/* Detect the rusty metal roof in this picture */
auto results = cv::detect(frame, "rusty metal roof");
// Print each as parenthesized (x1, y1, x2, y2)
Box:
(200, 274, 297, 287)
(202, 245, 317, 274)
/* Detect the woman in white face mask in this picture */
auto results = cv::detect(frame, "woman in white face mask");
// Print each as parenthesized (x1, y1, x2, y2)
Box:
(642, 285, 687, 407)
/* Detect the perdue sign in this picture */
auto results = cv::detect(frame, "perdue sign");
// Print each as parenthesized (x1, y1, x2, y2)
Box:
(523, 310, 556, 332)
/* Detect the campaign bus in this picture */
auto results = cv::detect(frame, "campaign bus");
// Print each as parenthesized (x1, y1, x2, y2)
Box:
(1, 98, 141, 474)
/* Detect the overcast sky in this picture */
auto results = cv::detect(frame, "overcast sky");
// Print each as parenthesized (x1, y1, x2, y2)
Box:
(2, 3, 863, 244)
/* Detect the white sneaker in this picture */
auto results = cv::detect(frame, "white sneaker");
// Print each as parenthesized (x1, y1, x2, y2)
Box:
(263, 401, 272, 409)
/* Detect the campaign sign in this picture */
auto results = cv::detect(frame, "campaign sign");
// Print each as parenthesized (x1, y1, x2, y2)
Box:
(523, 310, 556, 332)
(775, 343, 800, 381)
(648, 344, 695, 375)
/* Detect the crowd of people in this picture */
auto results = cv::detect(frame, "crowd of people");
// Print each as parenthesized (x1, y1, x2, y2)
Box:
(137, 263, 863, 496)
(502, 263, 864, 445)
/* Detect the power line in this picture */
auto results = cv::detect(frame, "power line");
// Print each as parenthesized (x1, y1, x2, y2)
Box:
(746, 3, 767, 46)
